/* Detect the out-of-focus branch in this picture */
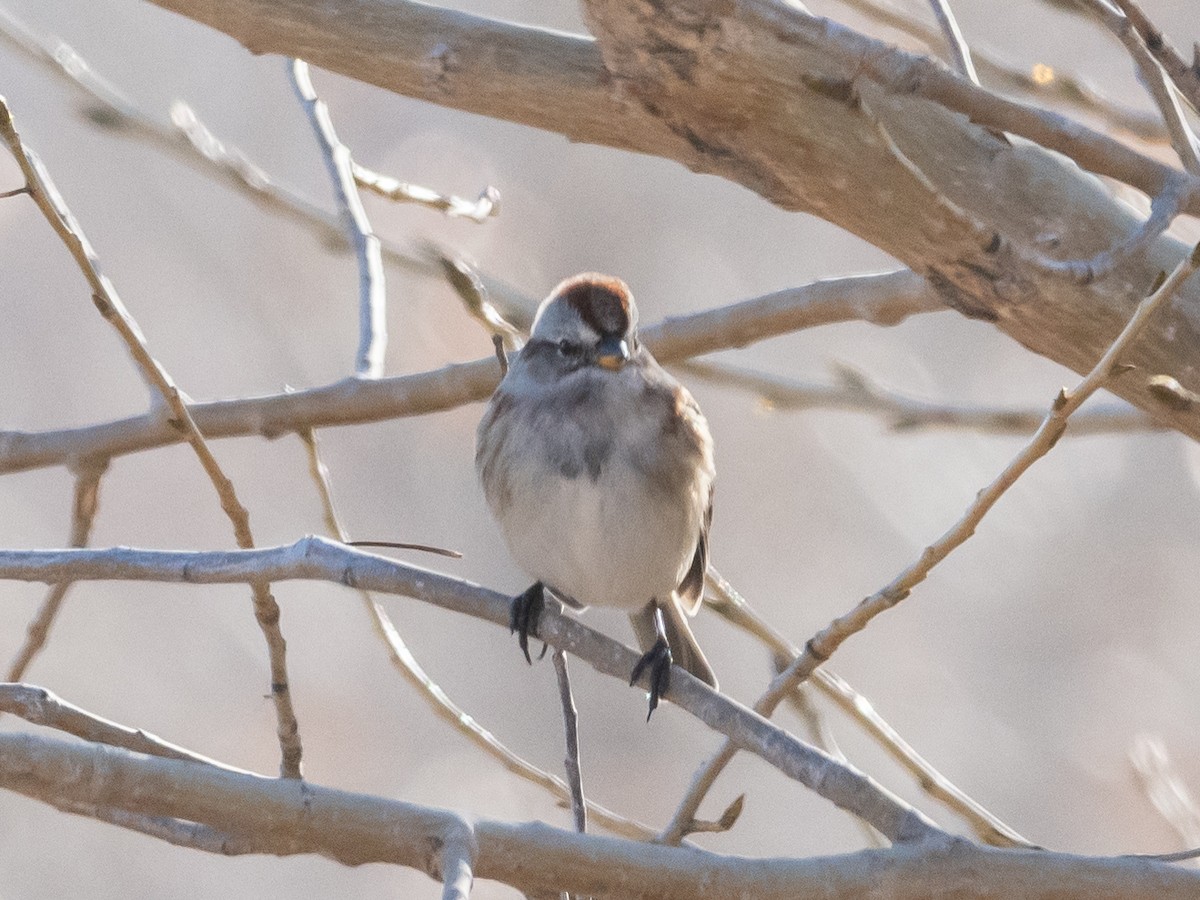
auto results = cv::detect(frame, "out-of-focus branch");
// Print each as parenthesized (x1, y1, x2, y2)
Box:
(0, 271, 941, 475)
(836, 0, 1166, 140)
(702, 570, 1032, 849)
(0, 537, 945, 845)
(927, 0, 978, 84)
(288, 59, 387, 378)
(5, 462, 105, 681)
(677, 359, 1158, 435)
(0, 94, 304, 779)
(0, 7, 504, 285)
(1076, 0, 1200, 176)
(1130, 734, 1200, 852)
(3, 730, 1198, 898)
(1110, 0, 1200, 114)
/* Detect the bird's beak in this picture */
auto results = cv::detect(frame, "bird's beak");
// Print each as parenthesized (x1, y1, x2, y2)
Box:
(596, 335, 630, 370)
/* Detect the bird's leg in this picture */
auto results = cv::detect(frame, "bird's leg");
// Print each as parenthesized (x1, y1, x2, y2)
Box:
(629, 604, 672, 720)
(510, 581, 549, 664)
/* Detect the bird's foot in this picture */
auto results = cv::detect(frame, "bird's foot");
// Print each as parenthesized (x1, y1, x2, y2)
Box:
(510, 582, 549, 664)
(630, 637, 672, 721)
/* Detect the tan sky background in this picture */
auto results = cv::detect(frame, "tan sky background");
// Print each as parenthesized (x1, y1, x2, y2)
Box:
(1, 1, 1198, 897)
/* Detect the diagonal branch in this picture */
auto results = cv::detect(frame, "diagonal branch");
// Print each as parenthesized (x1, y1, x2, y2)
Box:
(0, 538, 945, 845)
(658, 238, 1200, 844)
(0, 94, 304, 778)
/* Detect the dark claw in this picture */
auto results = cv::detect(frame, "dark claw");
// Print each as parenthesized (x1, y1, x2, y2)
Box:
(510, 582, 546, 665)
(630, 637, 672, 721)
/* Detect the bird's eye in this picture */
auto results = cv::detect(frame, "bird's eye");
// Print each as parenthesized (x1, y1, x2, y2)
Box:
(557, 340, 583, 357)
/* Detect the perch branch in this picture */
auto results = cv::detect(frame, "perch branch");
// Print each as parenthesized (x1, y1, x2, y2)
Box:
(0, 537, 944, 845)
(298, 431, 653, 840)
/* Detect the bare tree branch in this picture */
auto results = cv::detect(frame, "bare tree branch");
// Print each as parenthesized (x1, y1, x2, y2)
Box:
(702, 570, 1032, 849)
(659, 239, 1200, 845)
(5, 462, 106, 681)
(837, 0, 1167, 139)
(677, 359, 1157, 435)
(0, 537, 945, 845)
(0, 93, 305, 778)
(288, 58, 388, 377)
(2, 730, 1198, 899)
(0, 270, 940, 474)
(141, 0, 1200, 444)
(0, 683, 250, 773)
(927, 0, 978, 84)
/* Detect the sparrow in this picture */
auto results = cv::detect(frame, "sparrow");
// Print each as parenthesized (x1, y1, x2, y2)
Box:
(476, 273, 717, 717)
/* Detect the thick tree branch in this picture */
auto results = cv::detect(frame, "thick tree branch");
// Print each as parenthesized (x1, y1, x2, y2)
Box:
(2, 731, 1197, 899)
(142, 0, 1200, 443)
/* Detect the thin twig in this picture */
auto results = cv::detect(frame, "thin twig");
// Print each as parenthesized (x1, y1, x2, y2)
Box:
(660, 244, 1200, 845)
(784, 677, 887, 848)
(0, 8, 509, 289)
(683, 571, 1031, 849)
(48, 796, 259, 854)
(436, 251, 526, 351)
(677, 359, 1158, 435)
(0, 95, 304, 779)
(1076, 0, 1200, 176)
(1110, 0, 1200, 115)
(926, 0, 978, 84)
(835, 0, 1167, 140)
(0, 683, 251, 773)
(287, 59, 387, 378)
(5, 461, 106, 681)
(552, 649, 587, 836)
(353, 162, 499, 222)
(297, 431, 654, 841)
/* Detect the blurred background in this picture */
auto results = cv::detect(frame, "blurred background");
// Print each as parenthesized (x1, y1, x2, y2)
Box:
(1, 0, 1198, 896)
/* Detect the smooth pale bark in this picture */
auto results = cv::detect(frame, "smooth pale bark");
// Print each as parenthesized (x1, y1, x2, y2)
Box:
(2, 731, 1197, 899)
(140, 0, 1200, 441)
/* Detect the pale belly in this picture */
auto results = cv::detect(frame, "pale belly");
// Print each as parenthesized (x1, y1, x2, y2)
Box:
(498, 465, 700, 611)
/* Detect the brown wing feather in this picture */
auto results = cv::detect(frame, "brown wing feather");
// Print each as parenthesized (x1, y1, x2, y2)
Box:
(676, 483, 713, 616)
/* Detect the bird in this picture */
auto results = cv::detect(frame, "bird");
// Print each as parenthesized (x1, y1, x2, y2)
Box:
(476, 272, 716, 717)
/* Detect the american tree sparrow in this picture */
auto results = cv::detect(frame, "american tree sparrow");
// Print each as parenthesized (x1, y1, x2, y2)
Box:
(476, 273, 717, 717)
